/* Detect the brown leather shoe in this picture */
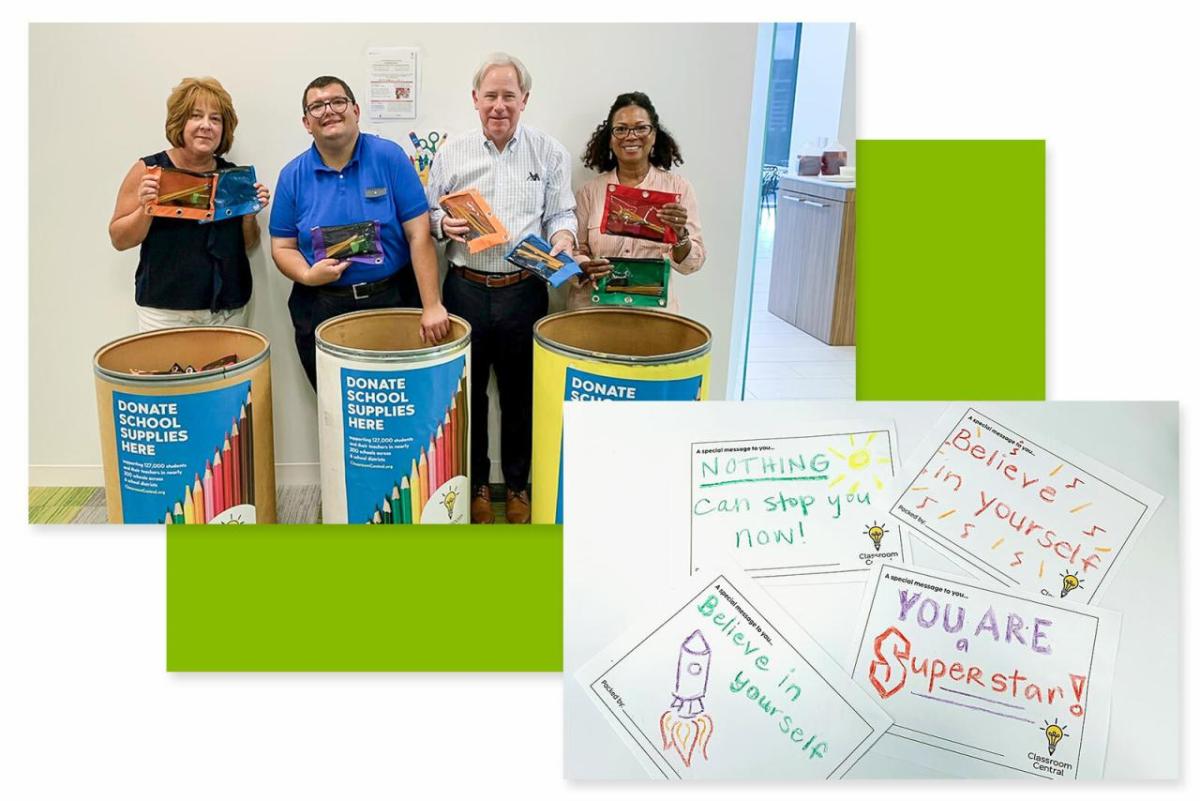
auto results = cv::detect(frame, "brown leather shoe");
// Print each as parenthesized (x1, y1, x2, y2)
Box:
(505, 489, 531, 524)
(471, 485, 495, 525)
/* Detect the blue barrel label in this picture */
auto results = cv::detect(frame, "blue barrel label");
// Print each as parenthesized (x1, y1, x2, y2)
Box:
(113, 380, 255, 524)
(341, 356, 468, 524)
(556, 367, 704, 522)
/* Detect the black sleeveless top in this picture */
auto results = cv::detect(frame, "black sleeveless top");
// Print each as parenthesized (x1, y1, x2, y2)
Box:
(135, 151, 252, 311)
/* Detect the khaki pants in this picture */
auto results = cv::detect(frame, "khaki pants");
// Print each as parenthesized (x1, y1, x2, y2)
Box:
(136, 305, 248, 332)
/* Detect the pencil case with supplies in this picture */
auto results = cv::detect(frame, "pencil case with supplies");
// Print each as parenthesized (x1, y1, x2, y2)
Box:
(145, 166, 218, 221)
(599, 183, 680, 244)
(311, 221, 384, 265)
(438, 188, 509, 254)
(591, 256, 670, 308)
(504, 234, 583, 288)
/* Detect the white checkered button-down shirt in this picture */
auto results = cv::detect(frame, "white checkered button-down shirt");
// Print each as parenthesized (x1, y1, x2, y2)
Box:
(426, 125, 577, 274)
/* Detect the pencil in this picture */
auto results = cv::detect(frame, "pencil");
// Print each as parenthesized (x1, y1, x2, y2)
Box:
(458, 375, 468, 485)
(445, 409, 456, 478)
(222, 436, 233, 511)
(164, 510, 173, 525)
(411, 457, 423, 523)
(230, 423, 242, 508)
(173, 501, 185, 525)
(382, 500, 393, 525)
(244, 391, 255, 505)
(372, 507, 382, 525)
(213, 450, 225, 515)
(183, 485, 195, 524)
(391, 484, 402, 524)
(204, 461, 214, 521)
(438, 426, 447, 488)
(401, 476, 412, 525)
(418, 449, 429, 507)
(429, 439, 440, 494)
(239, 404, 250, 505)
(193, 475, 205, 525)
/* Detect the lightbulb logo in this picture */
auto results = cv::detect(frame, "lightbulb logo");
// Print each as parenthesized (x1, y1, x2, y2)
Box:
(828, 432, 893, 493)
(865, 521, 888, 551)
(659, 630, 715, 767)
(1060, 570, 1083, 598)
(1042, 719, 1069, 755)
(441, 488, 458, 518)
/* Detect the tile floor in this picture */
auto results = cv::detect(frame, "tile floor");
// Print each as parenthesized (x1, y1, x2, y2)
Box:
(743, 209, 856, 400)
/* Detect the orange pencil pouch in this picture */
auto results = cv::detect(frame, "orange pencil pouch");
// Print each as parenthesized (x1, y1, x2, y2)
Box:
(145, 165, 218, 221)
(438, 188, 509, 254)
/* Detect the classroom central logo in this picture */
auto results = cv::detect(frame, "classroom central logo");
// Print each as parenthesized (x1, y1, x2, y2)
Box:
(1025, 719, 1075, 777)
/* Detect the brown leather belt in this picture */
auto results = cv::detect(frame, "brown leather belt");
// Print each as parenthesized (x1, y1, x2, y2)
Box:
(450, 265, 532, 288)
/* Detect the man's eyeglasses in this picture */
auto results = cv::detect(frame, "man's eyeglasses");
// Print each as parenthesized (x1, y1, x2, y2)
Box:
(305, 97, 351, 117)
(612, 124, 654, 139)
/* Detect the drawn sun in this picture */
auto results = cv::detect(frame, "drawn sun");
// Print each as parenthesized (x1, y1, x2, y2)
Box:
(828, 432, 893, 493)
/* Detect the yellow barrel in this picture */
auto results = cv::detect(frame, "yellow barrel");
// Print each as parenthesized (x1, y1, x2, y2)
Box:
(93, 326, 276, 524)
(532, 309, 711, 524)
(316, 309, 471, 525)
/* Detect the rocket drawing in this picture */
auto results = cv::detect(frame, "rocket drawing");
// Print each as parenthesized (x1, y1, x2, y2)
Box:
(671, 630, 712, 717)
(660, 630, 715, 767)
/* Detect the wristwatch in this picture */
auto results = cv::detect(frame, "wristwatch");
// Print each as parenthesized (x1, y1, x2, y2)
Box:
(673, 228, 691, 248)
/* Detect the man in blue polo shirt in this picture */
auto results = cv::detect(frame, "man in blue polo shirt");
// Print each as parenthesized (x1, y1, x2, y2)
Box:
(270, 75, 450, 389)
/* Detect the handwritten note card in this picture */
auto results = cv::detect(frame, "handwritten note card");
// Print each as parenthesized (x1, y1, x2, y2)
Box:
(690, 426, 911, 581)
(577, 566, 891, 780)
(849, 564, 1119, 779)
(890, 407, 1162, 602)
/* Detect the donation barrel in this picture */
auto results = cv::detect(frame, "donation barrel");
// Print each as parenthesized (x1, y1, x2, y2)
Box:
(94, 326, 276, 524)
(532, 308, 712, 524)
(316, 309, 471, 525)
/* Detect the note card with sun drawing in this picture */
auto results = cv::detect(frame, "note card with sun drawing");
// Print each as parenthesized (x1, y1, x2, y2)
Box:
(889, 406, 1163, 604)
(689, 422, 913, 582)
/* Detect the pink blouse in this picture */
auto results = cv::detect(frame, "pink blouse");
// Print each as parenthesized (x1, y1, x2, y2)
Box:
(569, 167, 706, 312)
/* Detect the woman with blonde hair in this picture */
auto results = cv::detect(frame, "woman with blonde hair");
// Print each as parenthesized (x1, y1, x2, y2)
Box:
(109, 77, 270, 330)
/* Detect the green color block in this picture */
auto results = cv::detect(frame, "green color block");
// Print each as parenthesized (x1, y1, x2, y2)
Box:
(167, 525, 563, 671)
(856, 140, 1045, 400)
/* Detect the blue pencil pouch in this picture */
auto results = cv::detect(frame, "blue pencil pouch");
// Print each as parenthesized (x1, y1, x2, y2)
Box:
(199, 166, 262, 224)
(504, 234, 583, 288)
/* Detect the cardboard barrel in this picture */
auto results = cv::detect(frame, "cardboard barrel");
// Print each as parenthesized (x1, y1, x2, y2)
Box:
(532, 308, 712, 524)
(316, 309, 471, 525)
(93, 326, 276, 524)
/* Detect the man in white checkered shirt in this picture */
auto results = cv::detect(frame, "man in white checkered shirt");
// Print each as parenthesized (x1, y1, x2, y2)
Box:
(426, 52, 577, 525)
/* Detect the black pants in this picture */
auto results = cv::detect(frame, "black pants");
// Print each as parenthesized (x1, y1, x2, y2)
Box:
(288, 268, 421, 390)
(442, 271, 547, 492)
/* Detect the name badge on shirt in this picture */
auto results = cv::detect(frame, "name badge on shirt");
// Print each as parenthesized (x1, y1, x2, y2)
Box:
(365, 187, 388, 198)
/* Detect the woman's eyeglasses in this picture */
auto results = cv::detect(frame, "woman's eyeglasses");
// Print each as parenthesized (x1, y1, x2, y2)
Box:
(612, 124, 654, 139)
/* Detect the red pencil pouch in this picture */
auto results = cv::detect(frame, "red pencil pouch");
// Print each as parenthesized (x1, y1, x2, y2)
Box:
(600, 183, 680, 244)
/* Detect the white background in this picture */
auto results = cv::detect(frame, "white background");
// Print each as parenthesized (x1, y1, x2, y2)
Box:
(4, 2, 1197, 801)
(562, 402, 1178, 779)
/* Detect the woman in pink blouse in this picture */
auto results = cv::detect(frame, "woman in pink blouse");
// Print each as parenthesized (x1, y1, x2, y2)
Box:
(569, 92, 705, 313)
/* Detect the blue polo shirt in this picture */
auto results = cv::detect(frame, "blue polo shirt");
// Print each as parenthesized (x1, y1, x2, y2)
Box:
(270, 133, 428, 286)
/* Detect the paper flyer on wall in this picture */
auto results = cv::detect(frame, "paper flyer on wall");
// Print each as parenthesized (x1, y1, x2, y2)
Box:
(889, 405, 1163, 603)
(367, 46, 417, 121)
(848, 563, 1120, 780)
(576, 562, 891, 780)
(689, 422, 913, 583)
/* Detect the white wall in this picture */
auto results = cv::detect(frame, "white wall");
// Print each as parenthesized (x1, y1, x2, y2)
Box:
(788, 22, 855, 168)
(28, 23, 760, 482)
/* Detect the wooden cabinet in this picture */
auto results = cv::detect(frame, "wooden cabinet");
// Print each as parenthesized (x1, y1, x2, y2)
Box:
(766, 176, 855, 345)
